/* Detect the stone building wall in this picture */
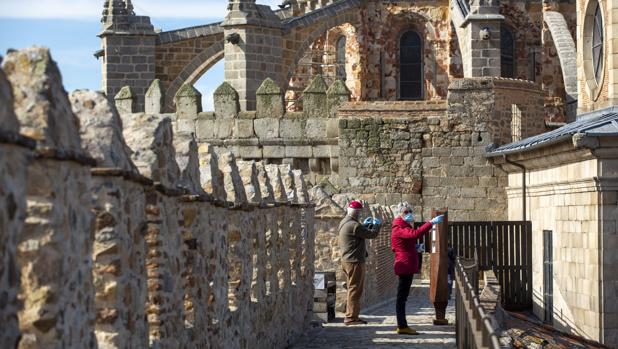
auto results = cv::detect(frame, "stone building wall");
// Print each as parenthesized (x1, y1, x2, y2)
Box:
(336, 77, 545, 220)
(1, 47, 315, 349)
(503, 149, 618, 346)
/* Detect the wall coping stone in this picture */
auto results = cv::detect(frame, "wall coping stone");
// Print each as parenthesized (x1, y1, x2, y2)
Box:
(338, 100, 447, 113)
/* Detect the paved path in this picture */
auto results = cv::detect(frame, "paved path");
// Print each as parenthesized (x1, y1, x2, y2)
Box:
(291, 281, 456, 348)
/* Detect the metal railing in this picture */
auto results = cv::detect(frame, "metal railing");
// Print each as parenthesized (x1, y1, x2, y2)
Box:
(455, 255, 501, 349)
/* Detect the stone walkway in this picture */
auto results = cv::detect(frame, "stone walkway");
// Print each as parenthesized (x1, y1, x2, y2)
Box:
(291, 281, 456, 348)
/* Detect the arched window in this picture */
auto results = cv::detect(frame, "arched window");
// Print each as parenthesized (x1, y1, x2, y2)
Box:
(399, 31, 422, 100)
(592, 2, 604, 83)
(336, 36, 347, 80)
(501, 26, 515, 78)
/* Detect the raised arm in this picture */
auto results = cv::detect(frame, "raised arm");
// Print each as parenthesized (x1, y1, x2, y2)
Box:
(397, 222, 432, 240)
(353, 223, 380, 239)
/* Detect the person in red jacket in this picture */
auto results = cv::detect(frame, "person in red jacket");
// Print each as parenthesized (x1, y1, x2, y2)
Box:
(391, 202, 444, 335)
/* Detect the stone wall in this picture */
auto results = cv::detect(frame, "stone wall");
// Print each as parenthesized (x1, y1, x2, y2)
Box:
(502, 149, 618, 347)
(336, 77, 545, 220)
(164, 76, 348, 187)
(1, 47, 315, 349)
(0, 60, 35, 349)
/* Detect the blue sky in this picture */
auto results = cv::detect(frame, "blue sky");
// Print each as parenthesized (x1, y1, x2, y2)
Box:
(0, 0, 279, 110)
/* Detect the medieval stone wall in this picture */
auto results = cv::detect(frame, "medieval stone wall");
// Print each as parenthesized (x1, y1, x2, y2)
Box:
(336, 77, 545, 221)
(1, 47, 315, 349)
(163, 76, 349, 187)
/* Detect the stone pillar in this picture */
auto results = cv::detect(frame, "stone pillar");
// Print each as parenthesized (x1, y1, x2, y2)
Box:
(99, 0, 157, 111)
(460, 0, 504, 77)
(222, 0, 284, 110)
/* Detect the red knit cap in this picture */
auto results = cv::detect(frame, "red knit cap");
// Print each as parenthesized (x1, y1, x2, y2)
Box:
(348, 200, 363, 209)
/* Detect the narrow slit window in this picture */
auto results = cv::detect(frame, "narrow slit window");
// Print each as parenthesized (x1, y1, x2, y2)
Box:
(336, 36, 347, 81)
(399, 31, 423, 100)
(501, 26, 515, 78)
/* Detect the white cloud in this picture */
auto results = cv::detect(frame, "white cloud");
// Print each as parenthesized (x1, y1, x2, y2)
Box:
(0, 0, 282, 20)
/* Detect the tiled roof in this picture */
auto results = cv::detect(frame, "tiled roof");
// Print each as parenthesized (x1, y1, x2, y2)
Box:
(486, 106, 618, 157)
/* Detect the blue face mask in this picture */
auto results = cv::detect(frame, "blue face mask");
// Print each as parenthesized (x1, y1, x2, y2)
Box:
(404, 213, 414, 222)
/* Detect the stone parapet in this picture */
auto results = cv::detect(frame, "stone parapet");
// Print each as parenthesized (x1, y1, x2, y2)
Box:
(1, 46, 315, 349)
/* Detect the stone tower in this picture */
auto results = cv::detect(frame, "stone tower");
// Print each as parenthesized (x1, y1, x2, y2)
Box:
(222, 0, 285, 110)
(99, 0, 157, 111)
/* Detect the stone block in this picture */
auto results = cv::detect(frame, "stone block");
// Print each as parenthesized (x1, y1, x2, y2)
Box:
(176, 119, 195, 134)
(286, 145, 313, 158)
(326, 119, 339, 138)
(263, 145, 285, 158)
(279, 119, 302, 139)
(115, 86, 136, 115)
(254, 118, 279, 139)
(312, 145, 330, 158)
(196, 119, 216, 139)
(305, 118, 327, 139)
(233, 119, 255, 138)
(238, 146, 262, 158)
(215, 119, 234, 139)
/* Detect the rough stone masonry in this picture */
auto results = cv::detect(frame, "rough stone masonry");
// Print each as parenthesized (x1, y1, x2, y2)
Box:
(0, 46, 315, 349)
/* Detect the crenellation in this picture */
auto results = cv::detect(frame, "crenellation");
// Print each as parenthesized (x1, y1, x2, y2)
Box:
(145, 79, 165, 114)
(114, 86, 136, 115)
(0, 45, 317, 349)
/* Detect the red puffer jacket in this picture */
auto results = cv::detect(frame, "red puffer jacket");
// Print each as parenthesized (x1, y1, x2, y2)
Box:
(391, 216, 433, 276)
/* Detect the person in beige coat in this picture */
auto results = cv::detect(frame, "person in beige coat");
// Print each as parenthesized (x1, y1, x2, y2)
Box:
(338, 200, 381, 325)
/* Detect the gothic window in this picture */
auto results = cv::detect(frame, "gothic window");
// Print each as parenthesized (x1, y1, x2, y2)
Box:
(336, 36, 347, 80)
(399, 31, 423, 100)
(501, 26, 515, 78)
(593, 2, 604, 83)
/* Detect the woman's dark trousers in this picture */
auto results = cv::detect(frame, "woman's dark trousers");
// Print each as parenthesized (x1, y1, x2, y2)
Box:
(396, 274, 414, 328)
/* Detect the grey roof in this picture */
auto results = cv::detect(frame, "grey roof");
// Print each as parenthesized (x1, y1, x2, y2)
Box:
(486, 106, 618, 157)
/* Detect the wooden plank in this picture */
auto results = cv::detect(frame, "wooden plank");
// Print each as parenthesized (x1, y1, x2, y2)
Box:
(510, 223, 516, 308)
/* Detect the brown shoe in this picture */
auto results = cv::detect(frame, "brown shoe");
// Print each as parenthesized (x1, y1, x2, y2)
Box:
(344, 318, 367, 325)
